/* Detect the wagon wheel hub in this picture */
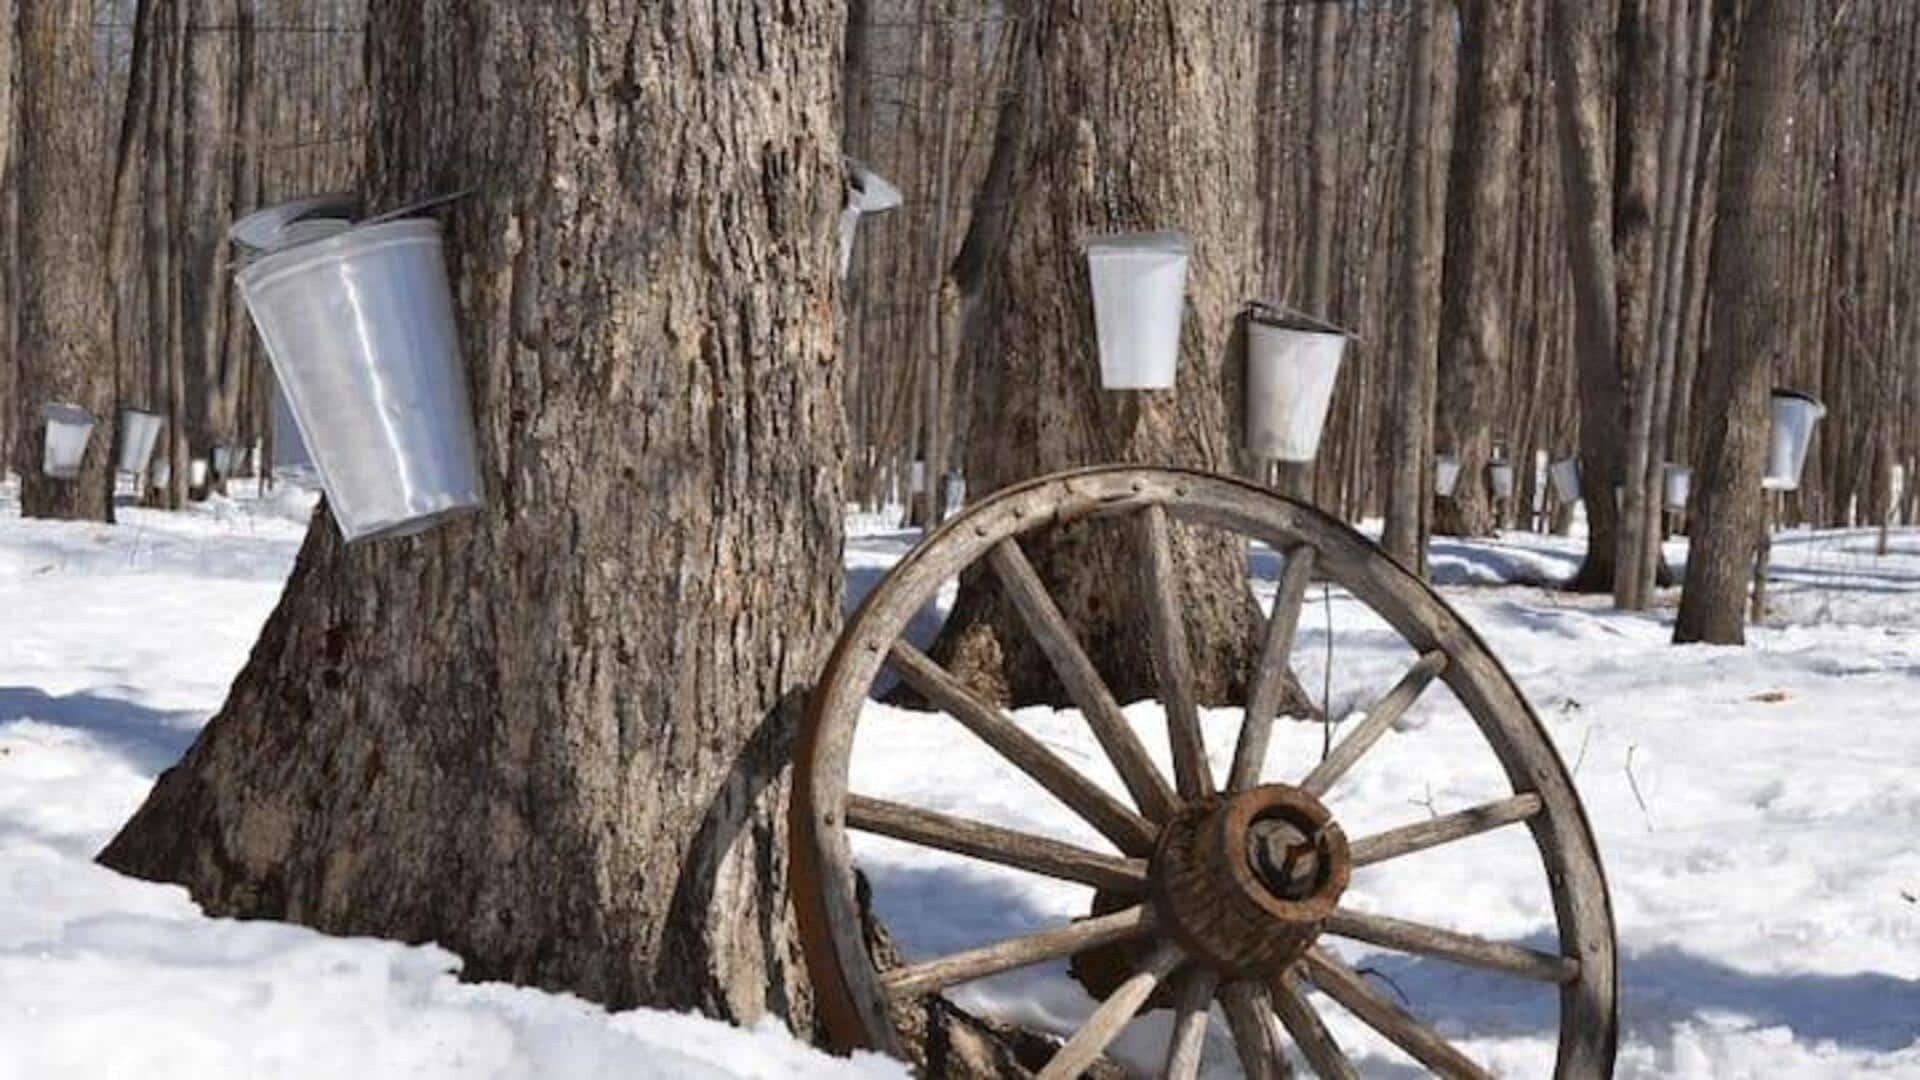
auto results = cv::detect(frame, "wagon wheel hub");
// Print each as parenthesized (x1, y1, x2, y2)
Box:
(1148, 784, 1350, 978)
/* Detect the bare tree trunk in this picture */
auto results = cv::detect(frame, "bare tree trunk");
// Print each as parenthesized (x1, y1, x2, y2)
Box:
(102, 0, 847, 1023)
(13, 0, 115, 521)
(929, 1, 1279, 711)
(1549, 0, 1630, 592)
(1675, 0, 1800, 644)
(1383, 0, 1448, 574)
(1434, 0, 1523, 539)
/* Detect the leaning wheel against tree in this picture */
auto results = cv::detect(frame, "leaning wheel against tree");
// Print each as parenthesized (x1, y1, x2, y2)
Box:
(793, 466, 1617, 1078)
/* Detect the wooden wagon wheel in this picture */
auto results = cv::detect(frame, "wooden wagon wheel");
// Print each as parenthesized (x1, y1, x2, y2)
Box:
(793, 466, 1617, 1078)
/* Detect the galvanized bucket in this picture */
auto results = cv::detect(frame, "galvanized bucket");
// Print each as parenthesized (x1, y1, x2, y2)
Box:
(1085, 231, 1190, 390)
(1663, 463, 1692, 511)
(1763, 389, 1826, 492)
(212, 443, 241, 477)
(41, 403, 95, 479)
(190, 458, 209, 488)
(840, 158, 902, 278)
(151, 458, 172, 490)
(1549, 457, 1581, 502)
(1435, 454, 1462, 497)
(116, 408, 165, 475)
(236, 218, 483, 541)
(1244, 305, 1349, 463)
(1488, 459, 1516, 500)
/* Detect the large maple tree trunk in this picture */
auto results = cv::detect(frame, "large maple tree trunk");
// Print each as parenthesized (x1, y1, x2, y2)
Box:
(102, 0, 847, 1024)
(1434, 0, 1524, 539)
(13, 0, 116, 521)
(928, 1, 1272, 710)
(1675, 0, 1799, 644)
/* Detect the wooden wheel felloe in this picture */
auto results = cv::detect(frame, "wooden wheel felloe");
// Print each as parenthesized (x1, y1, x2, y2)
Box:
(793, 466, 1617, 1078)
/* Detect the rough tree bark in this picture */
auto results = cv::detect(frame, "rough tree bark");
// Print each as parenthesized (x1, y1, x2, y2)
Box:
(12, 0, 116, 521)
(928, 1, 1281, 711)
(181, 0, 241, 478)
(1676, 0, 1800, 644)
(102, 0, 847, 1024)
(1549, 0, 1631, 592)
(1434, 0, 1524, 539)
(1383, 0, 1449, 575)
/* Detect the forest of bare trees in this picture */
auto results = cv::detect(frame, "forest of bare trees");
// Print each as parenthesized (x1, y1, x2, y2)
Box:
(0, 1, 1916, 1070)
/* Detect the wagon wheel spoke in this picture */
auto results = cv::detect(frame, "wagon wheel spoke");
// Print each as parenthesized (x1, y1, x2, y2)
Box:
(1034, 942, 1187, 1080)
(1228, 544, 1317, 792)
(1347, 793, 1544, 867)
(1218, 982, 1296, 1080)
(989, 539, 1180, 821)
(1324, 908, 1577, 983)
(1162, 966, 1221, 1080)
(1300, 650, 1447, 797)
(1267, 970, 1358, 1080)
(878, 904, 1157, 999)
(1299, 947, 1491, 1079)
(888, 641, 1159, 855)
(844, 795, 1148, 894)
(1135, 504, 1214, 800)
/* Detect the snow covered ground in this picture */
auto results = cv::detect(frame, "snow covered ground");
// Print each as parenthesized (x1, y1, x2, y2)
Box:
(5, 480, 1919, 1077)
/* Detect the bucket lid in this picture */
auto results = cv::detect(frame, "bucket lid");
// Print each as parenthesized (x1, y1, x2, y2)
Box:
(118, 406, 164, 421)
(1085, 230, 1191, 257)
(41, 402, 94, 427)
(1770, 387, 1827, 416)
(230, 193, 362, 252)
(845, 158, 902, 215)
(1245, 300, 1353, 338)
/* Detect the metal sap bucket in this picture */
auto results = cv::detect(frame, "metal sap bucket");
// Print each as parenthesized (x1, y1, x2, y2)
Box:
(1549, 457, 1581, 502)
(236, 218, 483, 541)
(1663, 463, 1692, 511)
(1085, 231, 1189, 390)
(1244, 305, 1350, 463)
(839, 158, 902, 278)
(1488, 459, 1516, 500)
(1763, 389, 1826, 492)
(116, 408, 165, 475)
(1435, 454, 1462, 497)
(909, 460, 927, 494)
(212, 443, 241, 477)
(41, 403, 96, 479)
(190, 458, 209, 488)
(151, 458, 172, 490)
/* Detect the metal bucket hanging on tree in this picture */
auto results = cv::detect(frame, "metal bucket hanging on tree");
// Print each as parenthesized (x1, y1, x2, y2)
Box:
(1243, 303, 1351, 464)
(839, 158, 902, 278)
(212, 443, 241, 478)
(116, 408, 165, 476)
(1434, 454, 1462, 497)
(1663, 463, 1692, 511)
(235, 204, 483, 542)
(40, 403, 95, 480)
(1549, 457, 1581, 503)
(1487, 457, 1516, 501)
(1763, 389, 1826, 491)
(1084, 230, 1190, 390)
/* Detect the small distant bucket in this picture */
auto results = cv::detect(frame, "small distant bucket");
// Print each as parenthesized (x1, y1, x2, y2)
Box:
(212, 443, 241, 477)
(1085, 231, 1190, 390)
(944, 470, 966, 510)
(41, 403, 96, 479)
(1488, 459, 1516, 500)
(909, 460, 927, 494)
(1435, 454, 1462, 497)
(1663, 463, 1692, 511)
(1763, 389, 1826, 492)
(236, 218, 483, 542)
(1244, 304, 1350, 463)
(151, 458, 172, 490)
(116, 408, 165, 475)
(190, 458, 209, 488)
(1549, 457, 1581, 503)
